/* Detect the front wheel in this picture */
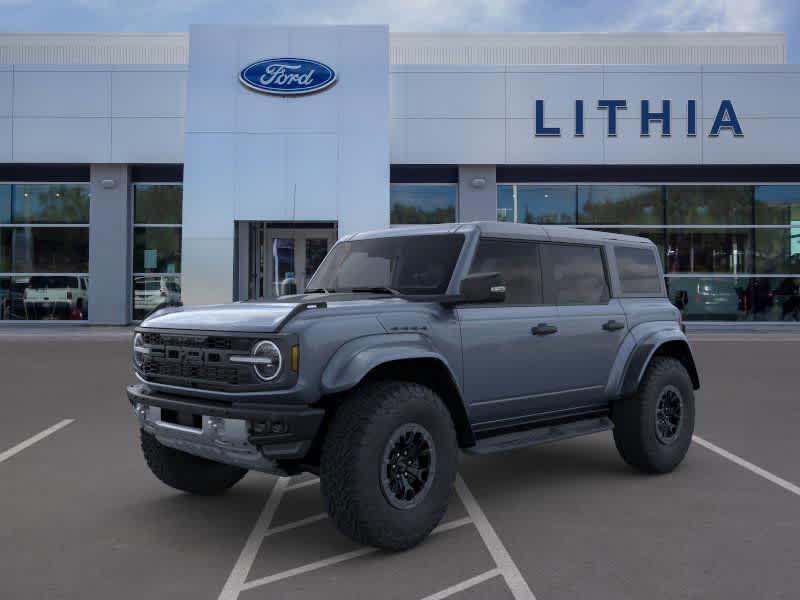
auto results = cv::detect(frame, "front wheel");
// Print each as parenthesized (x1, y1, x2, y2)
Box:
(320, 381, 459, 551)
(612, 357, 695, 474)
(140, 430, 248, 495)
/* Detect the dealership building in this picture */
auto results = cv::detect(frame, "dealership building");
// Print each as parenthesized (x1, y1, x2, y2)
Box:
(1, 27, 799, 324)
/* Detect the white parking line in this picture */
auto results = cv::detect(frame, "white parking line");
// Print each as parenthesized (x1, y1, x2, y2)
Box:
(263, 513, 327, 538)
(218, 476, 289, 600)
(693, 435, 800, 497)
(418, 568, 501, 600)
(0, 419, 74, 464)
(454, 474, 537, 600)
(239, 516, 473, 592)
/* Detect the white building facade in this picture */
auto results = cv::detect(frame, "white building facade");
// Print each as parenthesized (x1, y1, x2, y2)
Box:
(1, 28, 798, 324)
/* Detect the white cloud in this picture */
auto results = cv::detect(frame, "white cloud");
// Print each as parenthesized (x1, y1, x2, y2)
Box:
(277, 0, 524, 31)
(622, 0, 780, 32)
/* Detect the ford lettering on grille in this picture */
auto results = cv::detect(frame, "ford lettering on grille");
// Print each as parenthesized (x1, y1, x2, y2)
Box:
(239, 58, 337, 96)
(140, 333, 253, 388)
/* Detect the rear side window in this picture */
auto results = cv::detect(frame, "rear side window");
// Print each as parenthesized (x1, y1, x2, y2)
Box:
(469, 238, 542, 305)
(541, 243, 610, 305)
(615, 246, 663, 295)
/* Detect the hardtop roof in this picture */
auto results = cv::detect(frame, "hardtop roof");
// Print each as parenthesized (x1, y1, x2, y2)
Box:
(346, 221, 654, 247)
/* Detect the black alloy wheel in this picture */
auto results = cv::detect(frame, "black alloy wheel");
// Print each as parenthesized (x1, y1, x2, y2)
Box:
(380, 423, 436, 509)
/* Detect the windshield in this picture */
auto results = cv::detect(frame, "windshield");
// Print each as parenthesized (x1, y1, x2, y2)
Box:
(307, 234, 465, 295)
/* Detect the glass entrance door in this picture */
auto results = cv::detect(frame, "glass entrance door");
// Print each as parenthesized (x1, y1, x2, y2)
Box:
(248, 224, 337, 300)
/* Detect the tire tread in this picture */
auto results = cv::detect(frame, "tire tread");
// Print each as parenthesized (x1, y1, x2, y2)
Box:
(140, 430, 248, 495)
(320, 380, 457, 551)
(613, 356, 695, 474)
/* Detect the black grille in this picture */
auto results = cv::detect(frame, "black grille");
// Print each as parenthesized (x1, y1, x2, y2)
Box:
(139, 332, 256, 388)
(143, 361, 243, 385)
(141, 332, 244, 351)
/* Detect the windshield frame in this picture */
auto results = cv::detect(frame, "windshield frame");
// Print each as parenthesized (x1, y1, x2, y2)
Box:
(306, 232, 468, 297)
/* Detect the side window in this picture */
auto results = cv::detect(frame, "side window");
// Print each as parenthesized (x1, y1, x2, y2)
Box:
(615, 246, 663, 295)
(541, 243, 610, 305)
(469, 238, 542, 305)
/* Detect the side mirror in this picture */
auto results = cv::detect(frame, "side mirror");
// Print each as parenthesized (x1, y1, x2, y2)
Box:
(456, 272, 506, 304)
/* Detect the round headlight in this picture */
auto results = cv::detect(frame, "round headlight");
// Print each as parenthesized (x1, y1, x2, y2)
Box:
(252, 340, 282, 381)
(133, 332, 146, 369)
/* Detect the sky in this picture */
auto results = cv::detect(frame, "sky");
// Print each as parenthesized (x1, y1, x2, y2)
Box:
(0, 0, 797, 62)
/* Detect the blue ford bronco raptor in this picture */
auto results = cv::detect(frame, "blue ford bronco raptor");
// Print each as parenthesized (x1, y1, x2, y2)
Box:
(128, 222, 699, 550)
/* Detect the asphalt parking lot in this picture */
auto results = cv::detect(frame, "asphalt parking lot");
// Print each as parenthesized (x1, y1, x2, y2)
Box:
(2, 329, 800, 600)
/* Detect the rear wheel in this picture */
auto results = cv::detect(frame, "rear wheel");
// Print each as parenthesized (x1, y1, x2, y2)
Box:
(140, 430, 248, 495)
(612, 357, 695, 474)
(320, 380, 458, 551)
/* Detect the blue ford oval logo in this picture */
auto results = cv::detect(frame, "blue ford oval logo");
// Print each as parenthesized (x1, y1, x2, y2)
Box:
(239, 58, 337, 96)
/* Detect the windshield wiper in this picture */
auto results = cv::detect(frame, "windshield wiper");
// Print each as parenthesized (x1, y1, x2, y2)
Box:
(349, 286, 402, 296)
(305, 287, 333, 294)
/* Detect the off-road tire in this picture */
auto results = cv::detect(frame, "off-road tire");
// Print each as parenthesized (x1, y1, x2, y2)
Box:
(140, 429, 248, 495)
(320, 380, 459, 551)
(613, 356, 695, 474)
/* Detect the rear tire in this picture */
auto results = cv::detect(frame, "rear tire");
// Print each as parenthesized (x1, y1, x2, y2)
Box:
(140, 430, 248, 495)
(612, 357, 695, 474)
(320, 381, 458, 551)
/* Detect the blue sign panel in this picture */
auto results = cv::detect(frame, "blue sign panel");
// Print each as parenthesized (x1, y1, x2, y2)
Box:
(239, 58, 337, 96)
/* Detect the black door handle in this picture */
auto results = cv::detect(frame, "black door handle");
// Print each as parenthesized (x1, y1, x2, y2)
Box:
(602, 319, 625, 331)
(532, 323, 558, 335)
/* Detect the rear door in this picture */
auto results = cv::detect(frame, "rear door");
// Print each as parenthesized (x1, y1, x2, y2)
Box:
(457, 237, 565, 427)
(540, 242, 627, 407)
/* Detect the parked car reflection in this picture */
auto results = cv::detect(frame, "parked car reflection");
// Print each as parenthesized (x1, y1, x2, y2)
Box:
(22, 275, 88, 320)
(667, 277, 742, 321)
(667, 276, 800, 321)
(133, 275, 182, 320)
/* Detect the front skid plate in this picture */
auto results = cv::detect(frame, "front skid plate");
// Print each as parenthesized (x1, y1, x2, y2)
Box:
(137, 404, 288, 475)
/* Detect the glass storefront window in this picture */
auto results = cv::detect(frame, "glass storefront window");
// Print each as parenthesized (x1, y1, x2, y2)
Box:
(517, 185, 576, 224)
(133, 227, 181, 273)
(666, 229, 753, 274)
(390, 184, 457, 225)
(0, 185, 10, 223)
(666, 276, 749, 321)
(1, 228, 90, 273)
(578, 185, 662, 225)
(132, 183, 183, 320)
(497, 185, 576, 224)
(305, 238, 329, 280)
(666, 186, 752, 225)
(497, 185, 514, 222)
(134, 185, 182, 225)
(0, 182, 90, 320)
(755, 185, 800, 226)
(0, 274, 89, 321)
(667, 276, 800, 322)
(493, 183, 800, 321)
(755, 228, 800, 274)
(1, 184, 90, 225)
(764, 277, 800, 321)
(132, 275, 181, 321)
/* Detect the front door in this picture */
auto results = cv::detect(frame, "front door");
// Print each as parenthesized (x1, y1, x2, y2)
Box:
(249, 224, 337, 300)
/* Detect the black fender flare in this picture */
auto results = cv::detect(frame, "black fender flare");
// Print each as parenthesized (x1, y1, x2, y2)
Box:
(619, 330, 700, 397)
(320, 333, 474, 446)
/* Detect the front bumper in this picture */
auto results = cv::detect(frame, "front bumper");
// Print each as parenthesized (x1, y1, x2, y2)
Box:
(127, 384, 325, 474)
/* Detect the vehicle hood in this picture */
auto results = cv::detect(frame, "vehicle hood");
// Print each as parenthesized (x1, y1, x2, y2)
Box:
(139, 303, 300, 333)
(138, 294, 424, 333)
